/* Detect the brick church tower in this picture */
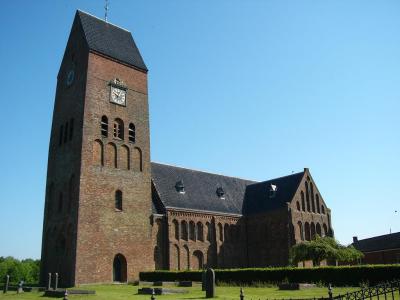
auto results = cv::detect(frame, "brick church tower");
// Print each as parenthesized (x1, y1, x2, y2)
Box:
(40, 10, 153, 286)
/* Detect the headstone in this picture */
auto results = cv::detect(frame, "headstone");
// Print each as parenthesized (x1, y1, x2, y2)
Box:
(240, 287, 244, 300)
(17, 281, 24, 294)
(47, 273, 52, 291)
(201, 270, 206, 291)
(54, 273, 59, 290)
(151, 288, 156, 300)
(3, 275, 9, 293)
(328, 283, 333, 300)
(63, 289, 69, 300)
(205, 268, 215, 298)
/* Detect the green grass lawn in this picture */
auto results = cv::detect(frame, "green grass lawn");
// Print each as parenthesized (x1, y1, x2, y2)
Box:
(0, 284, 369, 300)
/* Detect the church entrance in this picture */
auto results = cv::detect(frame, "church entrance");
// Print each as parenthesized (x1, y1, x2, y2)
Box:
(113, 254, 127, 282)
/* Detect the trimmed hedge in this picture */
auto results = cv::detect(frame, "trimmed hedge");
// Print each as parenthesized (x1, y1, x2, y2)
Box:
(140, 265, 400, 286)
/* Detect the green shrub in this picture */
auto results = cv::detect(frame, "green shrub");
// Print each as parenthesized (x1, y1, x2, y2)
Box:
(140, 265, 400, 287)
(0, 256, 40, 284)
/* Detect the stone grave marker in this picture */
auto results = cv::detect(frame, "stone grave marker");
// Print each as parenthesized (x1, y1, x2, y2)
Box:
(205, 268, 215, 298)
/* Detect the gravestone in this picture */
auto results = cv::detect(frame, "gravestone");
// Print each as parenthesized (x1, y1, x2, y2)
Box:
(205, 268, 215, 298)
(3, 275, 9, 293)
(17, 281, 24, 294)
(54, 273, 59, 290)
(47, 273, 52, 291)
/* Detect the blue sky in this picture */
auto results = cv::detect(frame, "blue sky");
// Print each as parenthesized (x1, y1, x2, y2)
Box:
(0, 1, 399, 259)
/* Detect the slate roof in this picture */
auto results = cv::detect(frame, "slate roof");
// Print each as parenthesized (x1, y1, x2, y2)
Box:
(76, 10, 147, 71)
(243, 172, 304, 215)
(151, 162, 256, 215)
(353, 232, 400, 252)
(151, 162, 305, 215)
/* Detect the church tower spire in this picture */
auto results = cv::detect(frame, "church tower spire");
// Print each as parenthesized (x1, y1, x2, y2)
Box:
(40, 10, 153, 286)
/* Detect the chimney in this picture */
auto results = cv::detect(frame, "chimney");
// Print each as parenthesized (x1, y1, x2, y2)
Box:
(353, 236, 358, 243)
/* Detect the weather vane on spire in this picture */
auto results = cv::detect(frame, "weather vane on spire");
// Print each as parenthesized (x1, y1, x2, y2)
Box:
(105, 0, 109, 22)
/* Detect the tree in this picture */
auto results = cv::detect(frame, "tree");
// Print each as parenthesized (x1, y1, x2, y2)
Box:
(0, 257, 40, 283)
(290, 236, 363, 266)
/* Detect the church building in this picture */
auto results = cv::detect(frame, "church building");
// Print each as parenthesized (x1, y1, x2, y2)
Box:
(40, 10, 334, 287)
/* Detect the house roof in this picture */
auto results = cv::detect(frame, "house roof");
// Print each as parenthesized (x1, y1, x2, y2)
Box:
(76, 10, 147, 71)
(243, 172, 305, 215)
(151, 162, 255, 215)
(151, 162, 305, 215)
(353, 232, 400, 252)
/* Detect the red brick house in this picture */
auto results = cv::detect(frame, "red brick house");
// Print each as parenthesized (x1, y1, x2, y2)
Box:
(353, 233, 400, 264)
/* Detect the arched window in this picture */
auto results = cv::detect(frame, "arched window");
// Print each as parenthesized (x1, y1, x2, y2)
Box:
(183, 245, 190, 270)
(115, 190, 122, 211)
(316, 194, 321, 213)
(206, 222, 212, 242)
(196, 222, 203, 241)
(106, 143, 117, 168)
(298, 221, 304, 241)
(192, 250, 204, 270)
(323, 224, 328, 237)
(173, 244, 180, 270)
(189, 221, 196, 241)
(301, 191, 305, 211)
(120, 145, 130, 170)
(310, 182, 315, 213)
(316, 223, 322, 237)
(129, 123, 135, 143)
(304, 222, 311, 241)
(181, 220, 188, 241)
(101, 116, 108, 137)
(113, 118, 124, 140)
(93, 140, 104, 166)
(311, 222, 316, 240)
(296, 201, 300, 211)
(218, 223, 223, 241)
(321, 204, 325, 214)
(133, 147, 142, 172)
(173, 220, 179, 240)
(305, 182, 310, 212)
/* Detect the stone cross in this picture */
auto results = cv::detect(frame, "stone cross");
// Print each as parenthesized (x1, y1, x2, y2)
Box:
(63, 289, 69, 300)
(3, 275, 9, 293)
(240, 287, 245, 300)
(54, 273, 59, 290)
(328, 283, 333, 300)
(17, 281, 24, 294)
(205, 268, 215, 298)
(47, 273, 52, 291)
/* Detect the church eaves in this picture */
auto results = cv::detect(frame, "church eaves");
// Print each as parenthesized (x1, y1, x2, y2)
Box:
(76, 10, 148, 71)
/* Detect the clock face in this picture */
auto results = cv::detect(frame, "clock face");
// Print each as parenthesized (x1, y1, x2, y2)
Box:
(110, 87, 126, 106)
(66, 69, 75, 86)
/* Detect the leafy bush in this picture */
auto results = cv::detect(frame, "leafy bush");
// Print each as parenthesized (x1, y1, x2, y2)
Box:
(290, 237, 364, 266)
(140, 265, 400, 287)
(0, 256, 40, 284)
